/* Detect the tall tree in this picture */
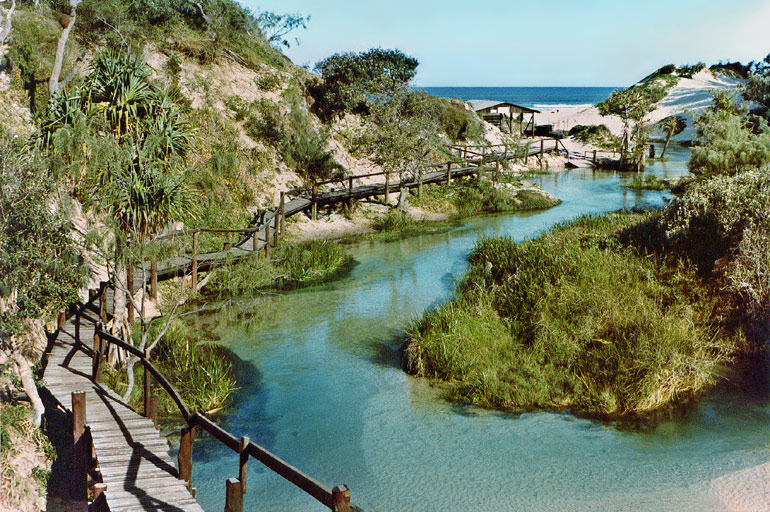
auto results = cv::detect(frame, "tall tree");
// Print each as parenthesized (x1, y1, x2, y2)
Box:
(659, 115, 686, 158)
(313, 48, 419, 121)
(598, 88, 653, 170)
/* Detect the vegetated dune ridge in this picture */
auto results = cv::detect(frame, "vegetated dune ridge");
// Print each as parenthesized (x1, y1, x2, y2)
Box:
(538, 69, 742, 141)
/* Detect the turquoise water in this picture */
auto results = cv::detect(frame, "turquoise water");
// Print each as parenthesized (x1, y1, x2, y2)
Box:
(187, 145, 770, 511)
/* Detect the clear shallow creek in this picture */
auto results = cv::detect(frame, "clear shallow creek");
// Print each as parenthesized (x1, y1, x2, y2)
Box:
(185, 144, 770, 511)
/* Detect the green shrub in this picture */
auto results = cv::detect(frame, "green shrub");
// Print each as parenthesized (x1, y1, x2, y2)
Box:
(279, 108, 342, 182)
(245, 98, 283, 144)
(568, 124, 617, 148)
(256, 73, 282, 91)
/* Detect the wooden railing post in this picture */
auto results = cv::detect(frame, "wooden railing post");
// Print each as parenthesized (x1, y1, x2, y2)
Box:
(273, 213, 279, 247)
(332, 484, 351, 512)
(239, 437, 249, 494)
(418, 168, 423, 198)
(191, 231, 199, 291)
(252, 227, 258, 257)
(446, 162, 451, 186)
(150, 260, 158, 300)
(71, 391, 88, 502)
(385, 172, 390, 203)
(179, 426, 194, 488)
(264, 223, 270, 259)
(224, 478, 243, 512)
(144, 350, 155, 425)
(540, 139, 544, 168)
(311, 184, 318, 220)
(93, 483, 107, 501)
(74, 309, 80, 345)
(99, 281, 107, 324)
(593, 149, 597, 164)
(347, 177, 354, 210)
(279, 192, 286, 234)
(92, 325, 103, 383)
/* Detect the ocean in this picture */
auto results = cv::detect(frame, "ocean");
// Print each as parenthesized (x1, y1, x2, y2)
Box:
(416, 86, 619, 110)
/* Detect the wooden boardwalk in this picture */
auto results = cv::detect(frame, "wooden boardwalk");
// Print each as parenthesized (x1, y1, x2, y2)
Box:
(44, 310, 204, 512)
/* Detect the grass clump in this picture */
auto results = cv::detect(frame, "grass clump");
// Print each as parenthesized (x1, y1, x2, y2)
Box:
(207, 239, 353, 295)
(105, 318, 237, 416)
(403, 211, 742, 416)
(410, 179, 560, 218)
(621, 174, 668, 191)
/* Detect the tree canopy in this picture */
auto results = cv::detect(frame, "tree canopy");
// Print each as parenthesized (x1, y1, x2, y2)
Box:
(313, 48, 419, 120)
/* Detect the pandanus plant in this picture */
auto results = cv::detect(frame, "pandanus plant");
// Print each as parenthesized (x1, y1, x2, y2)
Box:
(660, 115, 686, 158)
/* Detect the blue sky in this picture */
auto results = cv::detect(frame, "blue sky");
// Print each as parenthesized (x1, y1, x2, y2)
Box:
(243, 0, 770, 87)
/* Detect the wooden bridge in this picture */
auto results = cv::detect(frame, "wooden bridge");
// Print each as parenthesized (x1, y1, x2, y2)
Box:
(41, 138, 568, 511)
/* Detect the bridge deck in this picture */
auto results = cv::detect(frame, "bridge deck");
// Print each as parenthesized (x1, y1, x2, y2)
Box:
(44, 318, 203, 512)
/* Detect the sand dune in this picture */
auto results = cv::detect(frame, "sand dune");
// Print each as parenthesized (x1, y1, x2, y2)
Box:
(536, 69, 742, 141)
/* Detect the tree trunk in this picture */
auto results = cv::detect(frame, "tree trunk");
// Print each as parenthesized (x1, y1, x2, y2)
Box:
(48, 0, 82, 96)
(122, 355, 137, 402)
(661, 132, 672, 158)
(12, 353, 44, 427)
(109, 266, 131, 365)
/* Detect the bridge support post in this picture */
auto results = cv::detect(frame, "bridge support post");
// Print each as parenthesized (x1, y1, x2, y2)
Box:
(151, 261, 158, 300)
(239, 436, 249, 494)
(446, 162, 451, 186)
(179, 426, 194, 489)
(593, 150, 597, 164)
(71, 391, 88, 503)
(191, 231, 199, 291)
(225, 478, 243, 512)
(332, 484, 351, 512)
(385, 172, 390, 203)
(279, 192, 286, 234)
(252, 227, 258, 258)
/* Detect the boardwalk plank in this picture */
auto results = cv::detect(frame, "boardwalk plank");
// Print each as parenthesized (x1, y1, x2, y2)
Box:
(43, 314, 204, 512)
